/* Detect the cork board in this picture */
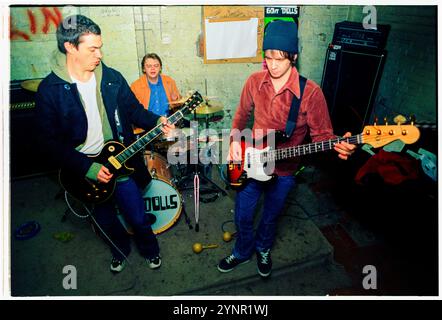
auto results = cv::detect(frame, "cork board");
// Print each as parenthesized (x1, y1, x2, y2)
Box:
(203, 6, 264, 64)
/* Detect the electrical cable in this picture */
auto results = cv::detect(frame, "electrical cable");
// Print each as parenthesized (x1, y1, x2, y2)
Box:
(64, 191, 130, 264)
(64, 191, 90, 219)
(217, 164, 230, 186)
(221, 219, 234, 233)
(64, 191, 140, 295)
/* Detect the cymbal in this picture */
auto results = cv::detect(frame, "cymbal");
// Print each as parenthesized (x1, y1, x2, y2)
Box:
(21, 79, 43, 92)
(169, 97, 189, 105)
(184, 111, 224, 122)
(169, 95, 218, 105)
(194, 101, 223, 115)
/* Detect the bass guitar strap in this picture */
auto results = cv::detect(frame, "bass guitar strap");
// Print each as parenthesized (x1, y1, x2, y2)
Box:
(285, 75, 307, 138)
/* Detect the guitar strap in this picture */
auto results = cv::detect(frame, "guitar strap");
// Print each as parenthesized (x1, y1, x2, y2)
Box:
(285, 75, 307, 138)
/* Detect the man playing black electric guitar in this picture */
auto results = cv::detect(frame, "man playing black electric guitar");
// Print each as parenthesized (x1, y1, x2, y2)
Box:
(35, 15, 175, 273)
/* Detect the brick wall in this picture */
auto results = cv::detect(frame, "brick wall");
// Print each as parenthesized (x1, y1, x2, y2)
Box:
(12, 5, 435, 130)
(348, 5, 437, 123)
(9, 5, 353, 130)
(131, 6, 259, 131)
(10, 6, 139, 84)
(298, 5, 350, 83)
(130, 5, 351, 130)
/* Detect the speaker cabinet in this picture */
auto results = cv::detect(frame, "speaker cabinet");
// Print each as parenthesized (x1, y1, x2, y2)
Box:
(321, 45, 386, 135)
(10, 107, 58, 179)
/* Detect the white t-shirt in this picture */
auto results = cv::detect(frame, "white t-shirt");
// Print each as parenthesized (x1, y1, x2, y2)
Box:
(70, 73, 104, 155)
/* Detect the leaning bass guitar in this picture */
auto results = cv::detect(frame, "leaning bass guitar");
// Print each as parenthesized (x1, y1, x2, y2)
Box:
(227, 124, 420, 188)
(59, 91, 203, 204)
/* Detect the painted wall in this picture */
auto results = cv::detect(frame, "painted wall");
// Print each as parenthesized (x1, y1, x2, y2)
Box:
(10, 6, 139, 88)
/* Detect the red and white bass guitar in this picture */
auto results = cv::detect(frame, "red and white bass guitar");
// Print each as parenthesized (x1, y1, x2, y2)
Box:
(227, 124, 420, 188)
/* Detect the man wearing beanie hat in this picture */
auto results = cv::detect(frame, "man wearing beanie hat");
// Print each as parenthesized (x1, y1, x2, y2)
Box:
(218, 20, 356, 278)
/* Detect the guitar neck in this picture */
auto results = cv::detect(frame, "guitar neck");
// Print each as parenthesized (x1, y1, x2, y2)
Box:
(263, 134, 363, 162)
(113, 109, 186, 165)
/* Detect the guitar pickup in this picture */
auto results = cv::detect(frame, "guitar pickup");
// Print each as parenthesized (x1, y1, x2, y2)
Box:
(108, 156, 122, 170)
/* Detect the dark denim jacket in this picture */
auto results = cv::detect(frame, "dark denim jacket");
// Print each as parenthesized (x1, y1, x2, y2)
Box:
(35, 62, 159, 189)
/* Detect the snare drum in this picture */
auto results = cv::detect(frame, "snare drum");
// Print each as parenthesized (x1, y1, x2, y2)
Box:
(144, 151, 172, 181)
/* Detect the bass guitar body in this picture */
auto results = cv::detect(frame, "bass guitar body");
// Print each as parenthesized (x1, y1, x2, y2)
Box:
(227, 139, 277, 189)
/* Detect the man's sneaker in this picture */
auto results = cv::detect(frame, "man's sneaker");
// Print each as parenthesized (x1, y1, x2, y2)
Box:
(256, 249, 272, 277)
(147, 255, 162, 269)
(110, 258, 126, 273)
(217, 254, 250, 273)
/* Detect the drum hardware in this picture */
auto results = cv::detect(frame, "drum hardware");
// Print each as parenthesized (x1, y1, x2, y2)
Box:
(174, 104, 227, 232)
(140, 94, 227, 232)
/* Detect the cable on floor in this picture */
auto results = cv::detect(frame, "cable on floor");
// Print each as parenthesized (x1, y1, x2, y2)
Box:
(64, 191, 140, 295)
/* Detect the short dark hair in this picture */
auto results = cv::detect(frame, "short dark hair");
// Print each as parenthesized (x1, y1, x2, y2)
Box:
(56, 15, 101, 54)
(141, 53, 162, 73)
(265, 49, 297, 66)
(281, 51, 297, 66)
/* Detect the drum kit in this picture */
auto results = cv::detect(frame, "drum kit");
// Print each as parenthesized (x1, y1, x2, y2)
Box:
(20, 79, 226, 234)
(141, 95, 228, 234)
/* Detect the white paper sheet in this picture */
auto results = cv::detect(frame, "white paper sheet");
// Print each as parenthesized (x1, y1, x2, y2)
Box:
(205, 18, 258, 60)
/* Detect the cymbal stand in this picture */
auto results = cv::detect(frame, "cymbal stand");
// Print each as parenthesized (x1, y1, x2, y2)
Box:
(175, 110, 227, 231)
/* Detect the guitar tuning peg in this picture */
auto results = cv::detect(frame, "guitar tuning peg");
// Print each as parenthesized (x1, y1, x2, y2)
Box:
(393, 114, 406, 125)
(374, 116, 378, 125)
(384, 117, 388, 125)
(410, 114, 416, 126)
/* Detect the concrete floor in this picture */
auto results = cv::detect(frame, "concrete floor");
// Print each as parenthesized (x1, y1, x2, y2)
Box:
(10, 158, 438, 297)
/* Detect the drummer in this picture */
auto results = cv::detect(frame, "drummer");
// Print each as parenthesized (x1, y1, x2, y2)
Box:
(131, 53, 182, 117)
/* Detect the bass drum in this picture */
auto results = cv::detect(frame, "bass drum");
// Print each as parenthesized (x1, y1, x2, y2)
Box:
(143, 151, 182, 234)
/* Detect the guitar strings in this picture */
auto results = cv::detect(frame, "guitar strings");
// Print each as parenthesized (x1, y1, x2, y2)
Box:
(245, 130, 411, 162)
(114, 95, 202, 164)
(246, 135, 361, 163)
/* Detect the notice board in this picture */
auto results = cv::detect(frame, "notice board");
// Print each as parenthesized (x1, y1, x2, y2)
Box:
(203, 6, 264, 64)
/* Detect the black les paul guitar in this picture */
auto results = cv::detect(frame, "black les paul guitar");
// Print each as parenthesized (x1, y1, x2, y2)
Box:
(59, 92, 203, 204)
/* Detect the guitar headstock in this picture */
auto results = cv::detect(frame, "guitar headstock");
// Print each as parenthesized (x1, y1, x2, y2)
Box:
(183, 91, 204, 113)
(361, 124, 420, 148)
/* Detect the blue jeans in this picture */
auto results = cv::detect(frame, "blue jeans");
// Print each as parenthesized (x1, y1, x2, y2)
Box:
(93, 178, 159, 261)
(233, 176, 296, 260)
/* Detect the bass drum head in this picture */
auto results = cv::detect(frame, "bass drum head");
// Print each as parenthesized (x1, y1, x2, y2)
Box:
(142, 178, 182, 235)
